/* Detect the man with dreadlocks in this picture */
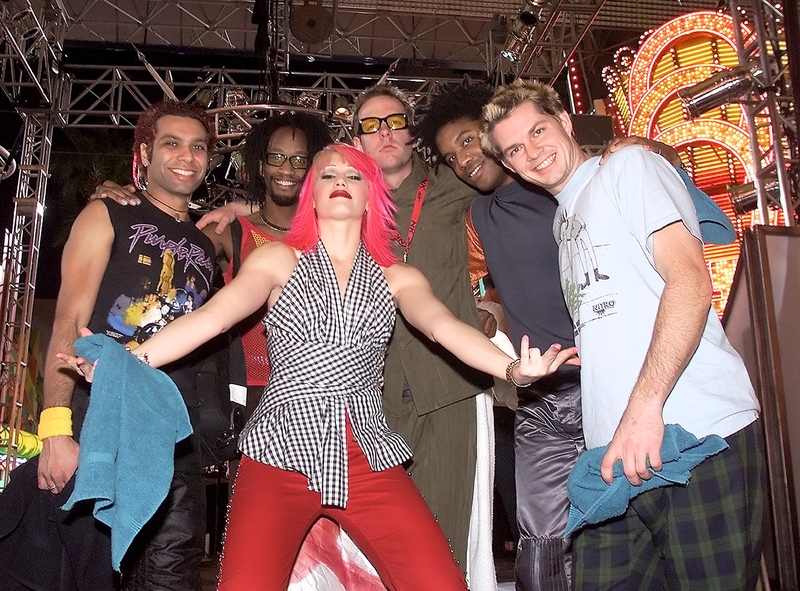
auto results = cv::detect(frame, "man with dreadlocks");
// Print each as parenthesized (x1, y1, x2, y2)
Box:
(415, 81, 735, 591)
(203, 113, 332, 418)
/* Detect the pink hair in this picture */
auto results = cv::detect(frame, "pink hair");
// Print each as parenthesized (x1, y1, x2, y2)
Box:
(284, 144, 398, 267)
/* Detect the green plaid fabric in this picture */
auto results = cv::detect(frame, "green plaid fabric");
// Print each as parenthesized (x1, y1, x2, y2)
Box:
(573, 420, 765, 591)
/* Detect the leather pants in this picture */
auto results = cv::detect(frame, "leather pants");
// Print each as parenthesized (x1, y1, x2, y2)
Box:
(514, 381, 584, 591)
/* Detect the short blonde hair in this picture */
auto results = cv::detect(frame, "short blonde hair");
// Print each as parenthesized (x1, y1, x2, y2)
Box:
(479, 80, 565, 159)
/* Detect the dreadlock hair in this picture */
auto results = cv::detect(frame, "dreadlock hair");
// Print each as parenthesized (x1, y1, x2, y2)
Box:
(242, 112, 333, 208)
(415, 82, 496, 164)
(132, 101, 216, 189)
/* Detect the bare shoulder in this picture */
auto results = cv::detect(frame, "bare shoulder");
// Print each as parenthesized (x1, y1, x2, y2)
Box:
(75, 198, 112, 222)
(202, 222, 232, 257)
(242, 241, 299, 275)
(67, 200, 114, 244)
(60, 201, 114, 294)
(251, 239, 297, 259)
(382, 262, 426, 297)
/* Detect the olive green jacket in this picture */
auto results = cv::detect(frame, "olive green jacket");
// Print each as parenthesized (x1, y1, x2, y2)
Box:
(383, 153, 494, 415)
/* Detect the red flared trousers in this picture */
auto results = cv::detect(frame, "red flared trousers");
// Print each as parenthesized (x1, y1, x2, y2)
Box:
(218, 421, 468, 591)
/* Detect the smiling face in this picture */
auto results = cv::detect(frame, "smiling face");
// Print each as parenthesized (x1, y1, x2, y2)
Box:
(263, 126, 309, 207)
(435, 117, 511, 193)
(140, 115, 209, 198)
(312, 151, 369, 220)
(490, 101, 586, 195)
(353, 94, 414, 185)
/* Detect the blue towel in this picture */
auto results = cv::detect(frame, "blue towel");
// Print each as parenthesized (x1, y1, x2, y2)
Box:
(62, 334, 193, 570)
(565, 424, 728, 536)
(679, 167, 736, 245)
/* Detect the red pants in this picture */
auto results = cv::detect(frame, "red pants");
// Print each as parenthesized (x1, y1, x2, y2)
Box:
(218, 423, 468, 591)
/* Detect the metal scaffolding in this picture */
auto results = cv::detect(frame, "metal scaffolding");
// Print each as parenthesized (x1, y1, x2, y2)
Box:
(0, 0, 61, 485)
(729, 0, 799, 225)
(516, 0, 608, 82)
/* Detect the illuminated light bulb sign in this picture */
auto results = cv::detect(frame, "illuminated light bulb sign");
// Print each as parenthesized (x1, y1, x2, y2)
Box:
(603, 10, 765, 314)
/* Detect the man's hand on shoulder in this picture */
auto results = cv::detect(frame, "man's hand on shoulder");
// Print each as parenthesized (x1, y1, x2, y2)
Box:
(89, 180, 139, 205)
(195, 201, 253, 233)
(37, 435, 80, 494)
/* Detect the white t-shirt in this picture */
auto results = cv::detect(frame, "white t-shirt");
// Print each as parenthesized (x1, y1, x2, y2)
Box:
(553, 146, 759, 449)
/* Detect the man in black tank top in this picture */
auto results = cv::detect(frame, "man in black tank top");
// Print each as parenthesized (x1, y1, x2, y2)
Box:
(24, 101, 217, 591)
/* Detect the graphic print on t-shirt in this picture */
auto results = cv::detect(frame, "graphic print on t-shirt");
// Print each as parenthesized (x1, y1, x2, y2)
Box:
(555, 211, 613, 334)
(102, 221, 215, 348)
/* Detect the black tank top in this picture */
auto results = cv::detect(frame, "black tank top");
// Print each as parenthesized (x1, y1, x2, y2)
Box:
(88, 194, 216, 346)
(71, 195, 217, 449)
(470, 180, 579, 390)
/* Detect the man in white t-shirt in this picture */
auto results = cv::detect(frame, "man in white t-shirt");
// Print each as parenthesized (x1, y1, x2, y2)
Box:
(479, 79, 764, 590)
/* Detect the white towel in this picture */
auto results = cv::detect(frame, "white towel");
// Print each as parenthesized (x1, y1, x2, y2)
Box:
(466, 391, 498, 591)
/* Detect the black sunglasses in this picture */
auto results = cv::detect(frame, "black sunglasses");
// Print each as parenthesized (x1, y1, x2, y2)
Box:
(357, 112, 409, 135)
(265, 152, 309, 170)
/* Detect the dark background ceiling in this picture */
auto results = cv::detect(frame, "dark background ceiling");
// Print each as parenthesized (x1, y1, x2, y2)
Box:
(0, 0, 720, 296)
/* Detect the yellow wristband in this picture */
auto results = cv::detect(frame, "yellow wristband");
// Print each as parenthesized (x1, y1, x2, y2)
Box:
(37, 406, 73, 440)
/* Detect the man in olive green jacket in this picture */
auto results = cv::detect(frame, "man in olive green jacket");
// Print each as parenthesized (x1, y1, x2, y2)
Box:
(353, 83, 494, 584)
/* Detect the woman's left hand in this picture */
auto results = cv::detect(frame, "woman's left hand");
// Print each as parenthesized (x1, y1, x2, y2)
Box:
(56, 352, 97, 383)
(56, 327, 97, 382)
(514, 335, 580, 384)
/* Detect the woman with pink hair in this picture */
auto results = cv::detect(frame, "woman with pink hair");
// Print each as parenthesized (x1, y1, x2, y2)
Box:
(61, 143, 578, 591)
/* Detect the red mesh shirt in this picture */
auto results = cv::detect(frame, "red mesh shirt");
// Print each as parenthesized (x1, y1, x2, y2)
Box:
(223, 215, 279, 386)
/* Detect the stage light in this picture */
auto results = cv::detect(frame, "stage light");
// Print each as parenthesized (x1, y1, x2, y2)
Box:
(500, 1, 546, 63)
(252, 90, 269, 104)
(194, 88, 215, 108)
(678, 63, 761, 119)
(296, 91, 321, 109)
(277, 90, 294, 105)
(332, 96, 351, 120)
(727, 179, 779, 215)
(224, 88, 249, 107)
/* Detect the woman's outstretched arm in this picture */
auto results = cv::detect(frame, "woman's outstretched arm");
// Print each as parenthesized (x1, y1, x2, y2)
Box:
(384, 263, 579, 386)
(59, 242, 296, 375)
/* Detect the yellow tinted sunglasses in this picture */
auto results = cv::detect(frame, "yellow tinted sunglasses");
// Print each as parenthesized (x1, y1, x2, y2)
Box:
(357, 112, 409, 135)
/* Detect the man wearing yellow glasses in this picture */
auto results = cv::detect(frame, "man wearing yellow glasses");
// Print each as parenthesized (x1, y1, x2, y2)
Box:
(353, 84, 497, 589)
(356, 112, 409, 135)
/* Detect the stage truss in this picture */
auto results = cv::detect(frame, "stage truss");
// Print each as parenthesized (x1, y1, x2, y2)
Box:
(1, 0, 793, 489)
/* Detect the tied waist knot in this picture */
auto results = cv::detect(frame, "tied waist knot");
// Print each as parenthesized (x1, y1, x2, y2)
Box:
(268, 340, 384, 389)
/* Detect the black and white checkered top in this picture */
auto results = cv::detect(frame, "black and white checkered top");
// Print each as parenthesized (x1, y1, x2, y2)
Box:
(239, 241, 413, 507)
